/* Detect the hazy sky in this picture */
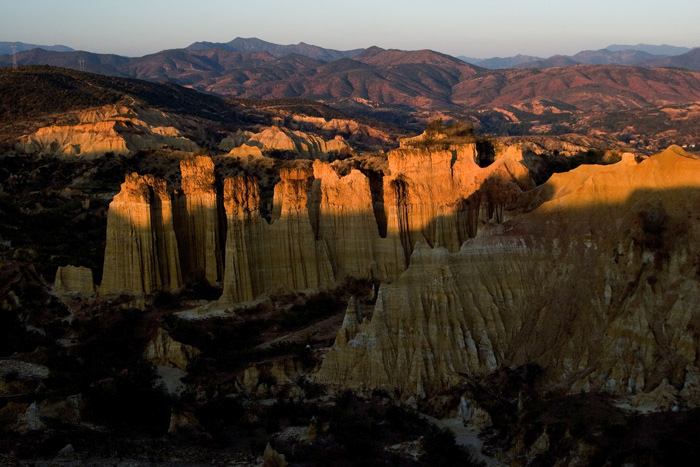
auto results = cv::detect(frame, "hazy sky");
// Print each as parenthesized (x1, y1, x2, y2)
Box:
(2, 0, 699, 58)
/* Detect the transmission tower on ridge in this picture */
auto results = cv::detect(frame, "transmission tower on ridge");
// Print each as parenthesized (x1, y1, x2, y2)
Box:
(78, 58, 85, 71)
(11, 45, 18, 70)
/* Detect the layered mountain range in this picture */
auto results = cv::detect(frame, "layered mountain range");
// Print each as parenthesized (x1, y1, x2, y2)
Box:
(5, 38, 700, 153)
(3, 39, 700, 107)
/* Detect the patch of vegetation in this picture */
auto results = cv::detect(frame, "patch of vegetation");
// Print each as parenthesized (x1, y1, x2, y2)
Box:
(83, 360, 170, 436)
(195, 391, 481, 465)
(280, 291, 345, 329)
(532, 148, 617, 185)
(406, 118, 481, 150)
(0, 66, 260, 125)
(475, 138, 496, 167)
(0, 307, 48, 356)
(431, 363, 700, 465)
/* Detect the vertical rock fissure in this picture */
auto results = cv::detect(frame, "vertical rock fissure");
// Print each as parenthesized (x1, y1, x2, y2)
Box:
(391, 177, 412, 266)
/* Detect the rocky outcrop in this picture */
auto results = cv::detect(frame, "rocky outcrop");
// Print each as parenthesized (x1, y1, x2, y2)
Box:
(144, 328, 200, 371)
(220, 169, 334, 303)
(17, 105, 198, 157)
(102, 143, 532, 299)
(383, 146, 532, 263)
(220, 126, 351, 159)
(101, 173, 182, 294)
(318, 147, 700, 401)
(289, 115, 394, 147)
(334, 297, 364, 347)
(494, 142, 523, 162)
(54, 265, 95, 295)
(218, 147, 531, 303)
(227, 144, 264, 158)
(168, 410, 200, 434)
(262, 443, 288, 467)
(219, 129, 254, 151)
(175, 156, 223, 284)
(18, 121, 131, 156)
(312, 160, 402, 281)
(0, 360, 50, 397)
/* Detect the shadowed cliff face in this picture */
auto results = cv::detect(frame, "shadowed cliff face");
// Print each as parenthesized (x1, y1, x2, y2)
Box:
(316, 147, 700, 401)
(101, 145, 532, 300)
(101, 173, 181, 294)
(174, 156, 223, 284)
(220, 168, 335, 303)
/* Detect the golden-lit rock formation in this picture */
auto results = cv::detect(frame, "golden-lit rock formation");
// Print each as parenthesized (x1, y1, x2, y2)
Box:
(226, 144, 264, 158)
(219, 126, 350, 159)
(217, 146, 531, 302)
(19, 121, 130, 156)
(383, 146, 532, 263)
(219, 169, 335, 304)
(17, 105, 198, 156)
(175, 156, 222, 284)
(101, 173, 181, 294)
(317, 147, 700, 401)
(101, 143, 532, 299)
(289, 115, 393, 147)
(493, 142, 524, 162)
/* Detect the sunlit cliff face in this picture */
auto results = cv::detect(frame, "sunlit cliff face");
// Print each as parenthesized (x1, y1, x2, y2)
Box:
(99, 144, 700, 403)
(17, 105, 199, 157)
(318, 146, 700, 400)
(101, 143, 533, 300)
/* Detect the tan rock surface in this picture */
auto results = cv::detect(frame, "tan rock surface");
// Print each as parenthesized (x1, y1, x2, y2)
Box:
(144, 328, 200, 371)
(383, 146, 531, 264)
(493, 142, 524, 162)
(313, 160, 402, 281)
(220, 171, 335, 303)
(227, 143, 264, 158)
(218, 129, 254, 151)
(101, 173, 182, 294)
(262, 442, 287, 467)
(318, 147, 700, 400)
(17, 105, 198, 156)
(168, 410, 199, 434)
(54, 265, 95, 295)
(102, 142, 531, 298)
(175, 156, 222, 284)
(222, 126, 350, 159)
(19, 121, 130, 156)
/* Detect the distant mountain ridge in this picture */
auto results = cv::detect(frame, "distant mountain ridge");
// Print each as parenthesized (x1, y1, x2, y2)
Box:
(4, 38, 700, 120)
(185, 37, 363, 61)
(464, 54, 542, 69)
(3, 37, 696, 70)
(641, 48, 700, 71)
(462, 44, 693, 69)
(4, 46, 700, 119)
(605, 43, 691, 55)
(512, 55, 580, 69)
(0, 41, 74, 55)
(510, 46, 700, 71)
